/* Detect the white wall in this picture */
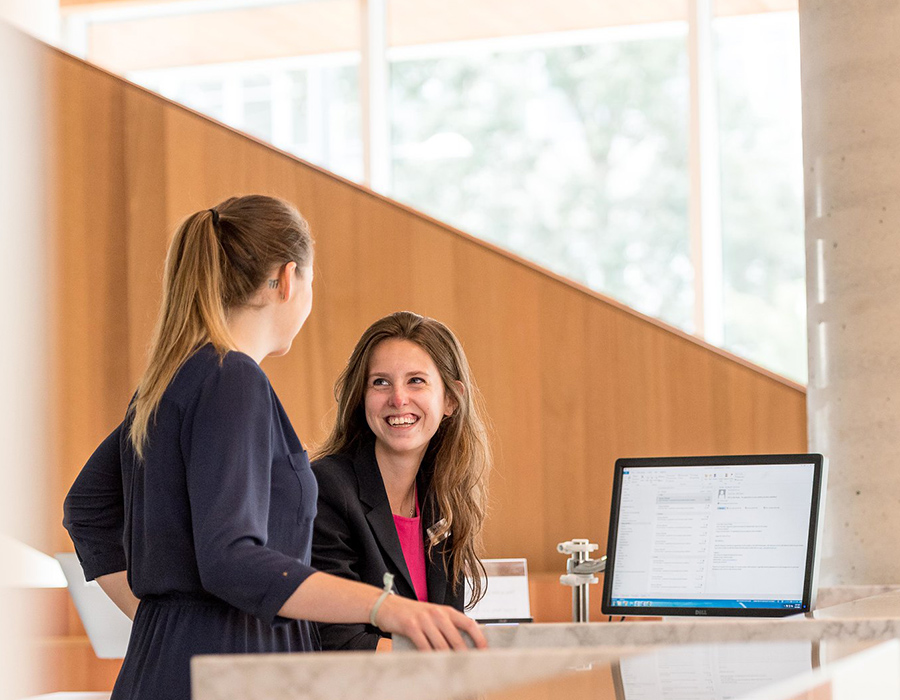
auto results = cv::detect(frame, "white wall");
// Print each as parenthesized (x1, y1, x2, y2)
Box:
(0, 19, 52, 700)
(0, 0, 59, 43)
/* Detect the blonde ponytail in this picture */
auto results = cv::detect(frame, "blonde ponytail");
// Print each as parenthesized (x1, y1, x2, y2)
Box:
(129, 196, 313, 459)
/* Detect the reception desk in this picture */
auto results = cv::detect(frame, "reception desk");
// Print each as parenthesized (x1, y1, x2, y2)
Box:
(191, 589, 900, 700)
(480, 640, 899, 700)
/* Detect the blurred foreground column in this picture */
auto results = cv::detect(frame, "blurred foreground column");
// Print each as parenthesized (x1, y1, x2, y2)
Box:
(0, 18, 53, 700)
(802, 1, 900, 584)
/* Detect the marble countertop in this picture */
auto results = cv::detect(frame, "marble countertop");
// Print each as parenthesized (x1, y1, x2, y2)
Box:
(814, 584, 900, 609)
(445, 611, 900, 650)
(813, 588, 900, 618)
(479, 640, 900, 700)
(390, 589, 900, 651)
(192, 638, 900, 700)
(192, 589, 900, 700)
(191, 645, 642, 700)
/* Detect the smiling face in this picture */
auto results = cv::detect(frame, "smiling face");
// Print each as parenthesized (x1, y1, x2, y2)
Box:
(364, 338, 456, 464)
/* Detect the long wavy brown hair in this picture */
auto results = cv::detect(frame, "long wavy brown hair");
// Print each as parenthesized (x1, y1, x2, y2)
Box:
(129, 195, 313, 459)
(316, 311, 491, 607)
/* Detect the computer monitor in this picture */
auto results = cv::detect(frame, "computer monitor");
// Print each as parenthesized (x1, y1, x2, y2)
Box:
(601, 454, 826, 618)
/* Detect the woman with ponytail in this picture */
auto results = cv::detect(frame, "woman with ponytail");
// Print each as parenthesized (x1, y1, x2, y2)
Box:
(312, 311, 491, 651)
(63, 196, 484, 700)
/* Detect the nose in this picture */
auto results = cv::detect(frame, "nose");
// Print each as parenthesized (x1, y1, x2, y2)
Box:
(389, 385, 409, 407)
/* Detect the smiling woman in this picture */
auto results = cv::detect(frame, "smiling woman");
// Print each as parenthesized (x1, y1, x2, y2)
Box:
(61, 202, 485, 699)
(365, 338, 458, 470)
(311, 311, 492, 651)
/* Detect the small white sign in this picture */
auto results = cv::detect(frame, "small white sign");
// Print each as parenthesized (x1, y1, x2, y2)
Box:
(465, 558, 532, 622)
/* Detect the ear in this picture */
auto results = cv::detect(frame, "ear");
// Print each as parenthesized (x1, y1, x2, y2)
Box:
(278, 261, 298, 301)
(444, 380, 464, 417)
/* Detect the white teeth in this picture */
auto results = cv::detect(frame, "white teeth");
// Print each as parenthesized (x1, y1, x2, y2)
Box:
(387, 416, 417, 426)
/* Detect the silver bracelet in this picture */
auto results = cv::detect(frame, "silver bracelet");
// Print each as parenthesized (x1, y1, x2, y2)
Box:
(369, 572, 395, 629)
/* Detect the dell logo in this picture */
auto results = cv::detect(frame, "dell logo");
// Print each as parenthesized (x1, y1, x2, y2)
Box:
(694, 610, 707, 616)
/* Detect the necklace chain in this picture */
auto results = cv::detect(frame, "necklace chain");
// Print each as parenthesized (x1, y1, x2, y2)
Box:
(392, 484, 417, 518)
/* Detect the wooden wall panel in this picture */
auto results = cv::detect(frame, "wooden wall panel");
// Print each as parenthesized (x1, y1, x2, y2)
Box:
(51, 55, 134, 553)
(34, 637, 123, 692)
(42, 38, 806, 689)
(124, 89, 170, 387)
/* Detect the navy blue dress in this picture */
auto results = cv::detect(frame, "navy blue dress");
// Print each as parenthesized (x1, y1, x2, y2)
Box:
(63, 345, 319, 700)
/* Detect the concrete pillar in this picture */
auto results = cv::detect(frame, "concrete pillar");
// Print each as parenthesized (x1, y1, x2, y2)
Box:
(801, 0, 900, 584)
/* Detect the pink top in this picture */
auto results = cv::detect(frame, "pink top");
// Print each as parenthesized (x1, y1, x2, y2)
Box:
(392, 499, 428, 602)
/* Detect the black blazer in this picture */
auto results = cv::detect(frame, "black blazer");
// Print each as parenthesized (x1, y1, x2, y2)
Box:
(311, 438, 463, 650)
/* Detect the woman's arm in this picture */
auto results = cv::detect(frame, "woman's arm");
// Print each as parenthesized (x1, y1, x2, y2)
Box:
(95, 571, 140, 620)
(65, 425, 138, 620)
(279, 571, 486, 651)
(63, 424, 129, 581)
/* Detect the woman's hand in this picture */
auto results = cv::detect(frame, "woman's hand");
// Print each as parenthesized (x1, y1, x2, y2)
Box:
(95, 571, 140, 620)
(373, 594, 487, 651)
(279, 571, 486, 651)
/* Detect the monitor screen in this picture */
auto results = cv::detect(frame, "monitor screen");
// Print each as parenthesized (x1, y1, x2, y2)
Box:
(601, 454, 825, 617)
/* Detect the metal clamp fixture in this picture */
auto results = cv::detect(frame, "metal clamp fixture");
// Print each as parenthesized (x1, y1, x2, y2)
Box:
(557, 539, 606, 623)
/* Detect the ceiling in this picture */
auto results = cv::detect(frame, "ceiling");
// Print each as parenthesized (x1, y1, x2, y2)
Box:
(60, 0, 798, 73)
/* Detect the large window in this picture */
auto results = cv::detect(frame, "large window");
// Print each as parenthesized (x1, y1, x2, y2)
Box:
(133, 58, 363, 182)
(715, 11, 806, 381)
(390, 29, 692, 329)
(65, 0, 364, 181)
(60, 0, 806, 382)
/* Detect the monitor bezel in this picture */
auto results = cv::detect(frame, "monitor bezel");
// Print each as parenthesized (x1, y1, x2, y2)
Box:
(600, 453, 826, 618)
